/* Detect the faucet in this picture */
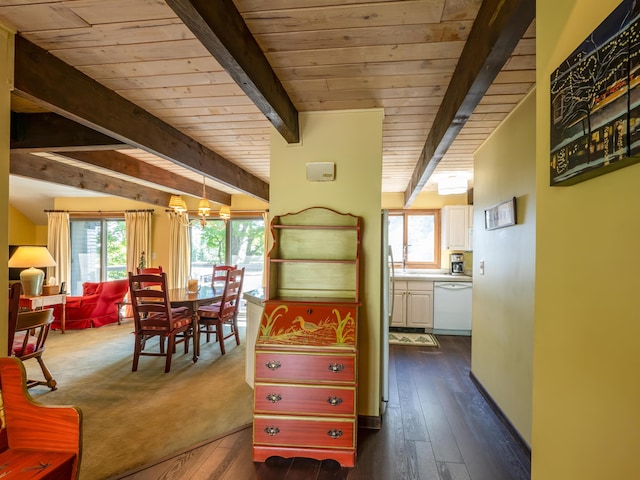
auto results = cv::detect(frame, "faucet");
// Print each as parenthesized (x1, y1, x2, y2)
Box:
(402, 244, 408, 272)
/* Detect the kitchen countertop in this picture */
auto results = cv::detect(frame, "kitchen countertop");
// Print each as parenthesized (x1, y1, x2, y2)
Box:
(243, 287, 265, 305)
(393, 270, 473, 282)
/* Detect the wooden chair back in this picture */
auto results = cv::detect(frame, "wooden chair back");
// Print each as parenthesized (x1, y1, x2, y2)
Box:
(211, 264, 237, 293)
(8, 283, 21, 356)
(218, 267, 245, 323)
(128, 271, 174, 330)
(136, 266, 163, 289)
(13, 308, 58, 390)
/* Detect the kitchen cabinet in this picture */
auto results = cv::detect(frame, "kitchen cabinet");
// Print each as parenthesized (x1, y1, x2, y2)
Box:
(441, 205, 472, 251)
(253, 207, 360, 468)
(391, 280, 433, 329)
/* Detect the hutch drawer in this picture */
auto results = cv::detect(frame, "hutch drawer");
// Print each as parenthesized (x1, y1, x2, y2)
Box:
(254, 415, 356, 450)
(255, 351, 356, 384)
(254, 383, 356, 416)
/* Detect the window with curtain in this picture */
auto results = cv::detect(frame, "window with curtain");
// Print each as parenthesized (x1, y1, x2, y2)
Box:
(69, 218, 126, 295)
(190, 215, 265, 311)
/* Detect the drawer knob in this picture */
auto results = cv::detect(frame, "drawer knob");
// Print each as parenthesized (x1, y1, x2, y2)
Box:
(265, 360, 281, 371)
(264, 426, 280, 436)
(266, 393, 282, 403)
(328, 363, 344, 373)
(306, 308, 313, 314)
(327, 396, 343, 406)
(327, 429, 343, 439)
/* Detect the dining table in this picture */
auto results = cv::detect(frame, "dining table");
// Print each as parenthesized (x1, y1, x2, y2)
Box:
(166, 285, 221, 362)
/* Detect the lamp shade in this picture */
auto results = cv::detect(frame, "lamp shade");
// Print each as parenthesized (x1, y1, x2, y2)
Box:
(169, 195, 187, 212)
(219, 205, 231, 220)
(198, 197, 211, 217)
(8, 246, 57, 297)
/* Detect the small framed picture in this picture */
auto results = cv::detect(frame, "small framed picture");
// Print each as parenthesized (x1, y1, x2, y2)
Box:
(484, 197, 516, 230)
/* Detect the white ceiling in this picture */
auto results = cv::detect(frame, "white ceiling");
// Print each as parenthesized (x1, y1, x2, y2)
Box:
(9, 176, 108, 225)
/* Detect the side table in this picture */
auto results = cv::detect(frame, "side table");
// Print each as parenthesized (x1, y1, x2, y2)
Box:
(19, 294, 67, 333)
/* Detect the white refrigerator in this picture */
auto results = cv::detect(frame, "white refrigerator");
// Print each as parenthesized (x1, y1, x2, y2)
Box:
(380, 210, 394, 415)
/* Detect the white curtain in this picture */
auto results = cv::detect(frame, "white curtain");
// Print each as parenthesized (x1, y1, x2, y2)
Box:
(46, 211, 70, 287)
(125, 210, 151, 277)
(167, 211, 190, 290)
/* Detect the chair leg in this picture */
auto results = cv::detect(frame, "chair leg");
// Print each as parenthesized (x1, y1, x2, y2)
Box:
(165, 335, 175, 373)
(232, 317, 240, 346)
(132, 334, 143, 372)
(217, 320, 226, 355)
(35, 355, 57, 390)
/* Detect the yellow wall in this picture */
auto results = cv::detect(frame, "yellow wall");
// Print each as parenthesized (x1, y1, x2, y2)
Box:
(381, 191, 468, 210)
(271, 109, 384, 417)
(0, 23, 13, 357)
(8, 204, 38, 245)
(472, 89, 536, 444)
(533, 0, 640, 478)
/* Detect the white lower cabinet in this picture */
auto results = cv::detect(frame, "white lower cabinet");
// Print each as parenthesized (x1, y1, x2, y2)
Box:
(391, 280, 433, 329)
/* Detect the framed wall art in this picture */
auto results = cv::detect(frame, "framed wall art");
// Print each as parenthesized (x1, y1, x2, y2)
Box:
(549, 0, 640, 186)
(484, 197, 516, 230)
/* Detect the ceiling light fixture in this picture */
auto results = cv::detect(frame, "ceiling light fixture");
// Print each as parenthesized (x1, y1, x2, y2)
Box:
(197, 176, 211, 226)
(437, 176, 468, 196)
(219, 205, 231, 223)
(169, 194, 187, 212)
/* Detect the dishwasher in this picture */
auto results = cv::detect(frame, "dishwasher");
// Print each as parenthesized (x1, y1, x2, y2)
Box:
(433, 282, 472, 335)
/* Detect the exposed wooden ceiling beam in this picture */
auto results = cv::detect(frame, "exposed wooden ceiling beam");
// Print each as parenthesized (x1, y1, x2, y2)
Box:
(60, 150, 231, 206)
(165, 0, 299, 144)
(10, 112, 128, 152)
(12, 36, 269, 202)
(403, 0, 535, 207)
(10, 152, 172, 207)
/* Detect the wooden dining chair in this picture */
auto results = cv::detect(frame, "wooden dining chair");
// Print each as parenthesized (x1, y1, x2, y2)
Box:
(11, 308, 57, 390)
(197, 267, 244, 355)
(211, 264, 237, 293)
(128, 271, 195, 373)
(136, 265, 163, 288)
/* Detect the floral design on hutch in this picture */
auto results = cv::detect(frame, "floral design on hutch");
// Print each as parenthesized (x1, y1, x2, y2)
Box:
(253, 206, 361, 468)
(259, 304, 356, 347)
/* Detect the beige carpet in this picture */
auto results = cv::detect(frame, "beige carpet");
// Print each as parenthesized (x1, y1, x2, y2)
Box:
(23, 320, 254, 480)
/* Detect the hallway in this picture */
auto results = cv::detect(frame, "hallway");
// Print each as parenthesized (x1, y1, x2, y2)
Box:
(116, 336, 531, 480)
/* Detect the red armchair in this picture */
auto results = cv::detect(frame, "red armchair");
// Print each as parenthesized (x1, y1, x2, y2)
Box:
(57, 279, 129, 329)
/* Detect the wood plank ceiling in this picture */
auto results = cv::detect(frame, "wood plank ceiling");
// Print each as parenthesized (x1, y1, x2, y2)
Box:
(1, 0, 536, 210)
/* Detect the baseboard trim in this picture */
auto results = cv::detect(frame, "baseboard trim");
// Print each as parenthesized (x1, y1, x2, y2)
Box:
(358, 414, 382, 430)
(469, 371, 531, 461)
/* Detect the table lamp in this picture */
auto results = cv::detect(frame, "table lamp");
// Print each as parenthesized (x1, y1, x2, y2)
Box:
(8, 246, 57, 297)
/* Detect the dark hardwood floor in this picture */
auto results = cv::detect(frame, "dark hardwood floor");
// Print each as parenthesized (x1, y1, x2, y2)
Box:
(114, 336, 530, 480)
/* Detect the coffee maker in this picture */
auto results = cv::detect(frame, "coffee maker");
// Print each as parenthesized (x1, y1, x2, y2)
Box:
(450, 253, 464, 275)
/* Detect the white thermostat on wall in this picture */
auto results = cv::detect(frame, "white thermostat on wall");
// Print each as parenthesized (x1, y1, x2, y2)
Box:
(306, 162, 335, 182)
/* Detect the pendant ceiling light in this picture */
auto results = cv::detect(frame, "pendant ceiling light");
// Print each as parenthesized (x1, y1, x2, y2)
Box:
(168, 195, 187, 212)
(198, 176, 211, 218)
(219, 205, 231, 223)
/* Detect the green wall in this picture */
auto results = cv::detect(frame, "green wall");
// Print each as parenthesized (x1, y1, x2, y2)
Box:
(270, 109, 384, 417)
(533, 0, 640, 477)
(472, 89, 536, 444)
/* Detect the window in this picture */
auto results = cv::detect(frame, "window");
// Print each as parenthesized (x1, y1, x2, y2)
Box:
(70, 218, 126, 295)
(388, 210, 440, 269)
(190, 215, 265, 306)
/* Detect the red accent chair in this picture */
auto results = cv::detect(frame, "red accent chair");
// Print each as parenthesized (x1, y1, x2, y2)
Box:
(60, 279, 129, 329)
(0, 357, 82, 479)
